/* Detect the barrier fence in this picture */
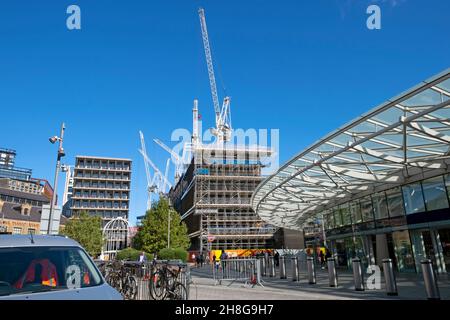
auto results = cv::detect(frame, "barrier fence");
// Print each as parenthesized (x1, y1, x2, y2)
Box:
(212, 258, 263, 287)
(208, 254, 446, 300)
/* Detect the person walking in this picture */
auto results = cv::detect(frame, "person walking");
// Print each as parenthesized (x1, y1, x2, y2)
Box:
(138, 251, 147, 263)
(200, 253, 204, 267)
(191, 253, 197, 267)
(220, 251, 228, 270)
(274, 251, 280, 267)
(319, 250, 325, 269)
(325, 248, 332, 261)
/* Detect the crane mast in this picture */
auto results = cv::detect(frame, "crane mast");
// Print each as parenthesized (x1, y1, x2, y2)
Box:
(198, 7, 232, 142)
(198, 8, 220, 124)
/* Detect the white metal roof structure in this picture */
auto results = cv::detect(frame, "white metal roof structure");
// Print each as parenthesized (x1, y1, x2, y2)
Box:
(252, 69, 450, 230)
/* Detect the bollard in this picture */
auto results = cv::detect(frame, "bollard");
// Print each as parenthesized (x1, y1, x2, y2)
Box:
(269, 256, 276, 277)
(421, 259, 440, 300)
(382, 259, 397, 296)
(352, 258, 364, 291)
(279, 256, 287, 279)
(307, 257, 316, 284)
(256, 259, 261, 284)
(292, 257, 299, 282)
(261, 257, 267, 277)
(327, 258, 338, 287)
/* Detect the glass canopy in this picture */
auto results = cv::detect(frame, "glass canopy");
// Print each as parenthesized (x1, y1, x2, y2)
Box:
(252, 69, 450, 230)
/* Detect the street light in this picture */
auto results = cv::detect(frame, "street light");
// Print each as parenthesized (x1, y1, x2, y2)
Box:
(47, 123, 66, 234)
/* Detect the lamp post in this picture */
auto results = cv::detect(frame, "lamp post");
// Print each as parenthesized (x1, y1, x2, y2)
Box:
(167, 208, 171, 249)
(47, 123, 66, 234)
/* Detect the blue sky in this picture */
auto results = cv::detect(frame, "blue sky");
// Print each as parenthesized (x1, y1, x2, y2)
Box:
(1, 1, 449, 225)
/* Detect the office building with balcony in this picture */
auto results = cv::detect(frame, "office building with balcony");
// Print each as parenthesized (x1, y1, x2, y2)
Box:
(70, 156, 132, 225)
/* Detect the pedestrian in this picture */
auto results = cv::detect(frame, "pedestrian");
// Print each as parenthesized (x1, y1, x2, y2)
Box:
(192, 253, 196, 267)
(200, 253, 204, 267)
(138, 251, 147, 263)
(325, 248, 332, 261)
(319, 250, 325, 269)
(220, 251, 228, 270)
(274, 251, 280, 267)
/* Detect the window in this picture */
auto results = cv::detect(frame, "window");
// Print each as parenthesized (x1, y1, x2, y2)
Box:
(422, 176, 449, 211)
(324, 211, 335, 230)
(386, 187, 405, 217)
(402, 183, 426, 214)
(392, 230, 416, 272)
(349, 201, 362, 224)
(372, 192, 389, 220)
(446, 174, 450, 202)
(28, 228, 36, 235)
(0, 246, 103, 296)
(340, 204, 352, 226)
(333, 207, 343, 227)
(12, 227, 22, 235)
(360, 196, 374, 222)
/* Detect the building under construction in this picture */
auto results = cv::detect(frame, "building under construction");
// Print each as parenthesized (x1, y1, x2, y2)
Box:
(166, 8, 280, 255)
(169, 142, 277, 254)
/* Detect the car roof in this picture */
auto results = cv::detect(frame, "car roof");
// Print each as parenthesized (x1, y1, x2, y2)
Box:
(0, 235, 81, 248)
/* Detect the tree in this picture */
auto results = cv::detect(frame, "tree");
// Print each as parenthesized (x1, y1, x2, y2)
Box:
(61, 211, 104, 257)
(133, 198, 190, 254)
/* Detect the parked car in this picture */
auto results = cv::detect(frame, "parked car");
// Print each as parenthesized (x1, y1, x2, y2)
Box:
(0, 234, 122, 300)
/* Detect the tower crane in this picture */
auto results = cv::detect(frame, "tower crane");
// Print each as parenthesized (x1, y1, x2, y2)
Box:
(198, 7, 232, 143)
(139, 131, 172, 210)
(153, 138, 187, 182)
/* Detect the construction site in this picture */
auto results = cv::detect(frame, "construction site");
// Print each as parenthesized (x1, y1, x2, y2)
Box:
(169, 140, 277, 254)
(138, 8, 283, 256)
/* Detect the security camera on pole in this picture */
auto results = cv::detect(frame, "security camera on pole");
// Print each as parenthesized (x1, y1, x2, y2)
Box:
(47, 123, 66, 235)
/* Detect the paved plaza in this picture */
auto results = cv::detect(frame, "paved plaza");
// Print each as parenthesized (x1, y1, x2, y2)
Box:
(188, 263, 450, 300)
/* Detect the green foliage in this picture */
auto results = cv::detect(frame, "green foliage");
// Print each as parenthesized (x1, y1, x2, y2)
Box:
(158, 248, 175, 260)
(116, 248, 152, 261)
(158, 248, 188, 262)
(172, 248, 188, 262)
(61, 211, 103, 257)
(133, 198, 190, 254)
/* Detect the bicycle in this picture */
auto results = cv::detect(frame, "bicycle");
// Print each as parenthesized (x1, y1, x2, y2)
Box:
(149, 262, 187, 300)
(161, 263, 187, 300)
(104, 261, 138, 300)
(120, 266, 138, 300)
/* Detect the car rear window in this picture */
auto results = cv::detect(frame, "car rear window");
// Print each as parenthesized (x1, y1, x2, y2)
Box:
(0, 246, 103, 296)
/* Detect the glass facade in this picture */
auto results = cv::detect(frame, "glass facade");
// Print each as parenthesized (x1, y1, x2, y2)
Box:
(386, 187, 405, 217)
(349, 201, 362, 224)
(323, 174, 450, 274)
(438, 228, 450, 272)
(402, 183, 426, 214)
(392, 230, 415, 272)
(360, 196, 374, 222)
(372, 192, 389, 220)
(340, 205, 352, 226)
(422, 176, 449, 211)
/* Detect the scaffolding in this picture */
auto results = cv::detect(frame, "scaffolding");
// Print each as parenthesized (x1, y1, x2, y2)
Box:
(170, 143, 278, 254)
